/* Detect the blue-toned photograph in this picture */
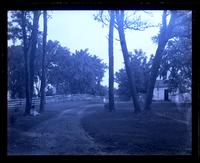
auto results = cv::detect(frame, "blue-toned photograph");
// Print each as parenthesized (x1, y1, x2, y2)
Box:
(7, 10, 192, 155)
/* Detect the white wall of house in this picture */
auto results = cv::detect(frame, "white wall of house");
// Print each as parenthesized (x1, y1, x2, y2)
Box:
(169, 93, 191, 103)
(153, 86, 192, 103)
(153, 87, 166, 100)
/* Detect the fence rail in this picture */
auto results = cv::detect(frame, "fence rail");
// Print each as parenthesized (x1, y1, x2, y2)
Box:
(8, 94, 103, 110)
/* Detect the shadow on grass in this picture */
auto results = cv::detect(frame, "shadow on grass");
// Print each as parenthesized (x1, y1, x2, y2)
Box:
(81, 102, 192, 155)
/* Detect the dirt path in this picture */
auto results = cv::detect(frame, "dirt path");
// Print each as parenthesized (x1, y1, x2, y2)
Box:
(9, 103, 104, 155)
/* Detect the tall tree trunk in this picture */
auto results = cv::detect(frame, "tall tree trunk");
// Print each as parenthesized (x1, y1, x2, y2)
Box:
(108, 11, 115, 112)
(144, 11, 176, 110)
(40, 11, 47, 113)
(116, 11, 141, 113)
(29, 11, 40, 108)
(144, 40, 168, 110)
(21, 11, 31, 115)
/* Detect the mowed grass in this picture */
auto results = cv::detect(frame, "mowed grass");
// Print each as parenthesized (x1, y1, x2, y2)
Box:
(81, 102, 192, 155)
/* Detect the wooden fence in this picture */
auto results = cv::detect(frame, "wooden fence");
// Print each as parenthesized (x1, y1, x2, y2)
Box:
(7, 94, 103, 110)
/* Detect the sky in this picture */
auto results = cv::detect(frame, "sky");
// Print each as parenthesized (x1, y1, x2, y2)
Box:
(40, 10, 163, 87)
(8, 10, 163, 87)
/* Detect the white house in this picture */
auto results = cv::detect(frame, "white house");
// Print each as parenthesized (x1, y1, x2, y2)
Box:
(153, 80, 169, 101)
(153, 79, 191, 103)
(169, 91, 191, 103)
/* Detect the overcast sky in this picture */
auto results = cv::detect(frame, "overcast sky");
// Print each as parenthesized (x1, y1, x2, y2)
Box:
(38, 10, 163, 87)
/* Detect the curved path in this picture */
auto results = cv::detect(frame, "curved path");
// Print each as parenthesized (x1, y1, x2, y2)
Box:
(13, 103, 105, 155)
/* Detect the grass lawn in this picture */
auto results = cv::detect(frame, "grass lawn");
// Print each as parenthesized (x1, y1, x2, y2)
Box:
(81, 102, 192, 155)
(7, 101, 93, 154)
(8, 101, 93, 131)
(7, 100, 192, 155)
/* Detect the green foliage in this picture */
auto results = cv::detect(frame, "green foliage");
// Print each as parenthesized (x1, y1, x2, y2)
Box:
(157, 12, 192, 93)
(160, 36, 192, 93)
(41, 42, 107, 95)
(115, 69, 131, 99)
(66, 49, 107, 95)
(169, 11, 192, 39)
(151, 10, 192, 94)
(8, 46, 25, 98)
(8, 11, 33, 45)
(115, 49, 152, 98)
(8, 40, 108, 97)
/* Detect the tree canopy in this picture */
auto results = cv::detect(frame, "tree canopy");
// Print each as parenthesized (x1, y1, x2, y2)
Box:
(8, 41, 108, 98)
(115, 49, 153, 99)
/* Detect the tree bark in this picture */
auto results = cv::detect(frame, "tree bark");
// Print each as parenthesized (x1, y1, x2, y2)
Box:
(116, 11, 141, 113)
(144, 11, 176, 110)
(108, 11, 115, 112)
(21, 11, 31, 115)
(40, 11, 47, 113)
(29, 11, 40, 108)
(144, 38, 168, 110)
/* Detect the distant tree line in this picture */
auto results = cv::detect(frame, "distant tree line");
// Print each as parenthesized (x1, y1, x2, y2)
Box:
(115, 49, 154, 100)
(8, 10, 108, 115)
(8, 42, 107, 98)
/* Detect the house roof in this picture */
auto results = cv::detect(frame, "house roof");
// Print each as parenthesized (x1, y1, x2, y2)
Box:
(155, 80, 168, 88)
